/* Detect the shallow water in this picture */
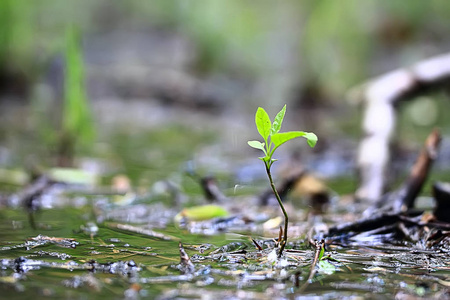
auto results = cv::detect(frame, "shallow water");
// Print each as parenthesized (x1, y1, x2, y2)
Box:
(1, 102, 449, 299)
(0, 190, 449, 299)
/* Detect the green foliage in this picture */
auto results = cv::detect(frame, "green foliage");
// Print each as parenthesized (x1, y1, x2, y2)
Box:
(27, 27, 95, 167)
(248, 105, 317, 167)
(176, 1, 266, 74)
(0, 0, 34, 67)
(63, 26, 95, 147)
(255, 107, 271, 143)
(271, 105, 286, 135)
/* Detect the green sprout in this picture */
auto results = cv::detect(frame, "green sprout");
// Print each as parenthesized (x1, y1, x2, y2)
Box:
(248, 105, 317, 257)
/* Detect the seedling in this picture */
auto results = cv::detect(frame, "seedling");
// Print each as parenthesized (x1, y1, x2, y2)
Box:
(248, 105, 317, 257)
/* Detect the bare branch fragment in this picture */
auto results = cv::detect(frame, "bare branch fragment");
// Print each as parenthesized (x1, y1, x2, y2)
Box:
(362, 128, 441, 216)
(432, 182, 450, 223)
(178, 242, 195, 275)
(353, 53, 450, 202)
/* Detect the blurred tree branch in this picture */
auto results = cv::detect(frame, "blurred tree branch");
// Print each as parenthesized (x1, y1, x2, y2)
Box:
(351, 53, 450, 202)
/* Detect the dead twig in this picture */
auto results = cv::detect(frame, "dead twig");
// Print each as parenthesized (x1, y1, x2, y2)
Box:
(432, 182, 450, 223)
(105, 223, 180, 241)
(353, 53, 450, 202)
(178, 242, 195, 275)
(14, 175, 55, 230)
(251, 238, 263, 251)
(363, 128, 441, 216)
(298, 239, 325, 293)
(277, 226, 283, 247)
(396, 128, 441, 211)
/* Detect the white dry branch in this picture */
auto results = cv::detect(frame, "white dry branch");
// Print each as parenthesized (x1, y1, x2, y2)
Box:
(350, 53, 450, 202)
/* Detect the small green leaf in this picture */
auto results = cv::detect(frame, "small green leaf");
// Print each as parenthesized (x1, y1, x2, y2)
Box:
(271, 104, 286, 135)
(174, 205, 228, 222)
(247, 140, 266, 153)
(271, 131, 318, 149)
(271, 131, 305, 147)
(318, 244, 325, 260)
(304, 132, 318, 148)
(255, 107, 271, 141)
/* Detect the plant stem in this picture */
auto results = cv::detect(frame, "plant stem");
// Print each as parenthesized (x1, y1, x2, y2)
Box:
(265, 162, 288, 257)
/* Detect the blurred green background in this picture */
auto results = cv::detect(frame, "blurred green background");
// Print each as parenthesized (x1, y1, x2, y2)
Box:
(1, 0, 450, 188)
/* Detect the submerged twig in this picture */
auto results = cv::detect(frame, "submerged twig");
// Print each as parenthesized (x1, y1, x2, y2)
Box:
(307, 239, 325, 282)
(15, 175, 55, 229)
(105, 223, 180, 241)
(298, 239, 325, 293)
(251, 238, 263, 251)
(178, 242, 195, 275)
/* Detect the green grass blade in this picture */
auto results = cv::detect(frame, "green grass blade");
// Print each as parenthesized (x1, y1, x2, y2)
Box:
(63, 26, 95, 145)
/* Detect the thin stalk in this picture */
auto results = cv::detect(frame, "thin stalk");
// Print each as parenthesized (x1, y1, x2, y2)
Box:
(299, 239, 325, 293)
(265, 162, 288, 257)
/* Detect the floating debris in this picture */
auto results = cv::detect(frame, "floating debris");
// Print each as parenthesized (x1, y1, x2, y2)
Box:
(26, 235, 79, 249)
(33, 250, 72, 260)
(183, 215, 253, 235)
(105, 223, 179, 241)
(80, 222, 99, 237)
(178, 243, 195, 275)
(62, 273, 101, 291)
